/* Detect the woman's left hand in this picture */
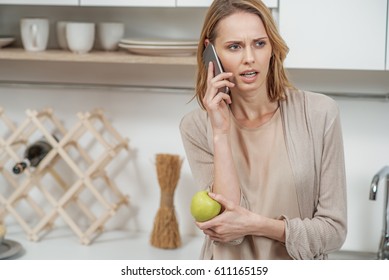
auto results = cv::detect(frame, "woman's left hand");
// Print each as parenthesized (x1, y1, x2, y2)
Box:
(196, 192, 257, 243)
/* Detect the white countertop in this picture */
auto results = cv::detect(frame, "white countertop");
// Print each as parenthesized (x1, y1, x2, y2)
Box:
(2, 226, 377, 260)
(2, 227, 204, 260)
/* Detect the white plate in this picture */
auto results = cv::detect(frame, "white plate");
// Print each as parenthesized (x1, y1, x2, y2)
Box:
(0, 37, 15, 48)
(120, 38, 198, 46)
(119, 43, 197, 56)
(0, 239, 23, 259)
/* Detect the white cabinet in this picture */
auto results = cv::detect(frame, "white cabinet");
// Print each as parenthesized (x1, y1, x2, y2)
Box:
(177, 0, 278, 8)
(387, 2, 389, 70)
(80, 0, 175, 7)
(176, 0, 212, 7)
(0, 0, 78, 4)
(0, 0, 279, 8)
(279, 0, 387, 70)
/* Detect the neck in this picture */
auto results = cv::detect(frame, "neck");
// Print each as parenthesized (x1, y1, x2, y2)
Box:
(230, 88, 279, 118)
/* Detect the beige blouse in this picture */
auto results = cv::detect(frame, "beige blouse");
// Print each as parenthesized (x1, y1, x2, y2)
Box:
(180, 88, 347, 260)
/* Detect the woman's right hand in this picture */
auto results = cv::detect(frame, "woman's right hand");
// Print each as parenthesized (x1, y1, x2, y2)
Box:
(202, 61, 235, 135)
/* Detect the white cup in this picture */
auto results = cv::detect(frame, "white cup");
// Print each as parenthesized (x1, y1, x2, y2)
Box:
(20, 18, 49, 52)
(56, 21, 68, 50)
(66, 22, 95, 54)
(97, 22, 124, 51)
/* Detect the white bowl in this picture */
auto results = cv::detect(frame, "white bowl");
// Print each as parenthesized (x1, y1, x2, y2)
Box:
(56, 21, 68, 49)
(97, 22, 124, 51)
(66, 22, 95, 54)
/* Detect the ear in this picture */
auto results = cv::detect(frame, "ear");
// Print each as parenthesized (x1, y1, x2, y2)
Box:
(204, 38, 210, 47)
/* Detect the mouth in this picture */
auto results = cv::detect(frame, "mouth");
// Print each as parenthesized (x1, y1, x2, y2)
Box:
(240, 71, 258, 78)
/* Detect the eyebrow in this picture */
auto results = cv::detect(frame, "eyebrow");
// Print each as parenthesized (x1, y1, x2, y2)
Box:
(225, 36, 269, 44)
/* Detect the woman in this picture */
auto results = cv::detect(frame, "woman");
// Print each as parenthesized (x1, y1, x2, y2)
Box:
(180, 0, 347, 260)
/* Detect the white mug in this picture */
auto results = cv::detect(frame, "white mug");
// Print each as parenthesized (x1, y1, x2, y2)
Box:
(97, 22, 124, 51)
(20, 18, 49, 52)
(66, 22, 95, 54)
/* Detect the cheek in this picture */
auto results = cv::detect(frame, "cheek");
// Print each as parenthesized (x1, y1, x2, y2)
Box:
(221, 61, 235, 73)
(219, 55, 239, 73)
(259, 50, 272, 63)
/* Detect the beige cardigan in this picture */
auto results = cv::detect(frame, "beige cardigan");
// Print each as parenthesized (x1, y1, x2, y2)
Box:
(180, 88, 347, 260)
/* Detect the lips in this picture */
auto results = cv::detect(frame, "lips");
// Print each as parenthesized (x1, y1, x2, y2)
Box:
(240, 71, 257, 78)
(239, 69, 258, 81)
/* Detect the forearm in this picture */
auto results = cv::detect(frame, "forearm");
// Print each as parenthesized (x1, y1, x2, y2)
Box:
(212, 133, 241, 205)
(249, 213, 286, 243)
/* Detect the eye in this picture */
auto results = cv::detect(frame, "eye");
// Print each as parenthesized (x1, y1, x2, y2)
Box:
(255, 40, 267, 48)
(228, 43, 240, 50)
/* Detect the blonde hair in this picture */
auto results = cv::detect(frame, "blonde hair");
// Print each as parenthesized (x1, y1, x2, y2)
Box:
(195, 0, 293, 109)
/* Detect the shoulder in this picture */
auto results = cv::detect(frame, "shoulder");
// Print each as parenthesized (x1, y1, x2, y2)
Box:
(179, 108, 208, 137)
(284, 88, 340, 119)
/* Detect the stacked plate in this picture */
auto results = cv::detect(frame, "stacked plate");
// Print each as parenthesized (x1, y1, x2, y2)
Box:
(118, 38, 198, 56)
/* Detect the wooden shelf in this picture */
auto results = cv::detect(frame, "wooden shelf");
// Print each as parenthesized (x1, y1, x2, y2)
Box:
(0, 48, 197, 65)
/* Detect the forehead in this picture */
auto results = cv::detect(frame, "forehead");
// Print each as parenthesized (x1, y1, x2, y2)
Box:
(216, 11, 267, 41)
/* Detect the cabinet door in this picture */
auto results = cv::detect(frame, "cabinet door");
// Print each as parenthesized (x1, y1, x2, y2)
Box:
(176, 0, 212, 7)
(177, 0, 278, 8)
(387, 2, 389, 70)
(80, 0, 175, 7)
(0, 0, 78, 4)
(279, 0, 387, 70)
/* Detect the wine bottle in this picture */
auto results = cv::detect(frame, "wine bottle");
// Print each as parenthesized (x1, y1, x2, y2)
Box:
(12, 137, 56, 175)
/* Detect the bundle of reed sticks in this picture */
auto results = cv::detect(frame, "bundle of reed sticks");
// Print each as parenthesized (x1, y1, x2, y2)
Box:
(150, 153, 182, 249)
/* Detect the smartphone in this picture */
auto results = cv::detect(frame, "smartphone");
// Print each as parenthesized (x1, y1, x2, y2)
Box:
(202, 43, 230, 94)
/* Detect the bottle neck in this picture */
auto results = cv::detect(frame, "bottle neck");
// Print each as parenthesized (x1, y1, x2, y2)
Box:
(12, 159, 31, 174)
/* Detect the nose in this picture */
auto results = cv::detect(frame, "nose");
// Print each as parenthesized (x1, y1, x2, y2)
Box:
(243, 46, 255, 65)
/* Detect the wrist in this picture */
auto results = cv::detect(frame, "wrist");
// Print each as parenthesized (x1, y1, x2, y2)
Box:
(254, 216, 286, 243)
(213, 132, 229, 145)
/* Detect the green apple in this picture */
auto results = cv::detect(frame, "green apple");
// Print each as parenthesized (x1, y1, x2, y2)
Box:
(190, 191, 221, 222)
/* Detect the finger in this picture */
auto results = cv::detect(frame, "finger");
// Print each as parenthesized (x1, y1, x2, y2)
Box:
(196, 217, 219, 230)
(203, 228, 216, 236)
(196, 220, 213, 230)
(216, 72, 234, 81)
(208, 192, 235, 210)
(207, 91, 230, 106)
(207, 61, 214, 82)
(211, 80, 234, 97)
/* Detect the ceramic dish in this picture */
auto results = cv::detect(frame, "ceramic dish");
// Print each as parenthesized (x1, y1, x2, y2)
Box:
(120, 38, 198, 46)
(119, 43, 197, 56)
(0, 239, 23, 259)
(0, 37, 15, 48)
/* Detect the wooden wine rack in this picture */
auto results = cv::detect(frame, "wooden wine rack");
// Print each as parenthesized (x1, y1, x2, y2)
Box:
(0, 107, 130, 245)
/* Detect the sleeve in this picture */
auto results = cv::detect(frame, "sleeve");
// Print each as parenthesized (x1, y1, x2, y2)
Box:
(284, 102, 347, 259)
(179, 110, 215, 190)
(180, 110, 248, 246)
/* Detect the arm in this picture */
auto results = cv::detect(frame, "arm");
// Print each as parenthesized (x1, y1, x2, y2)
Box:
(202, 61, 240, 205)
(212, 133, 241, 205)
(180, 110, 288, 245)
(197, 191, 286, 244)
(284, 99, 347, 259)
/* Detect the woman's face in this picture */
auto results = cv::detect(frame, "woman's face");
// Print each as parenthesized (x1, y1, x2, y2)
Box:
(213, 11, 273, 95)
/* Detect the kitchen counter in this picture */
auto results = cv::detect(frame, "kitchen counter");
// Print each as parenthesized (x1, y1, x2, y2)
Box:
(2, 226, 378, 260)
(3, 227, 204, 260)
(328, 250, 377, 260)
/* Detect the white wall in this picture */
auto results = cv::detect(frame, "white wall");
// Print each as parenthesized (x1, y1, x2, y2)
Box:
(0, 84, 200, 237)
